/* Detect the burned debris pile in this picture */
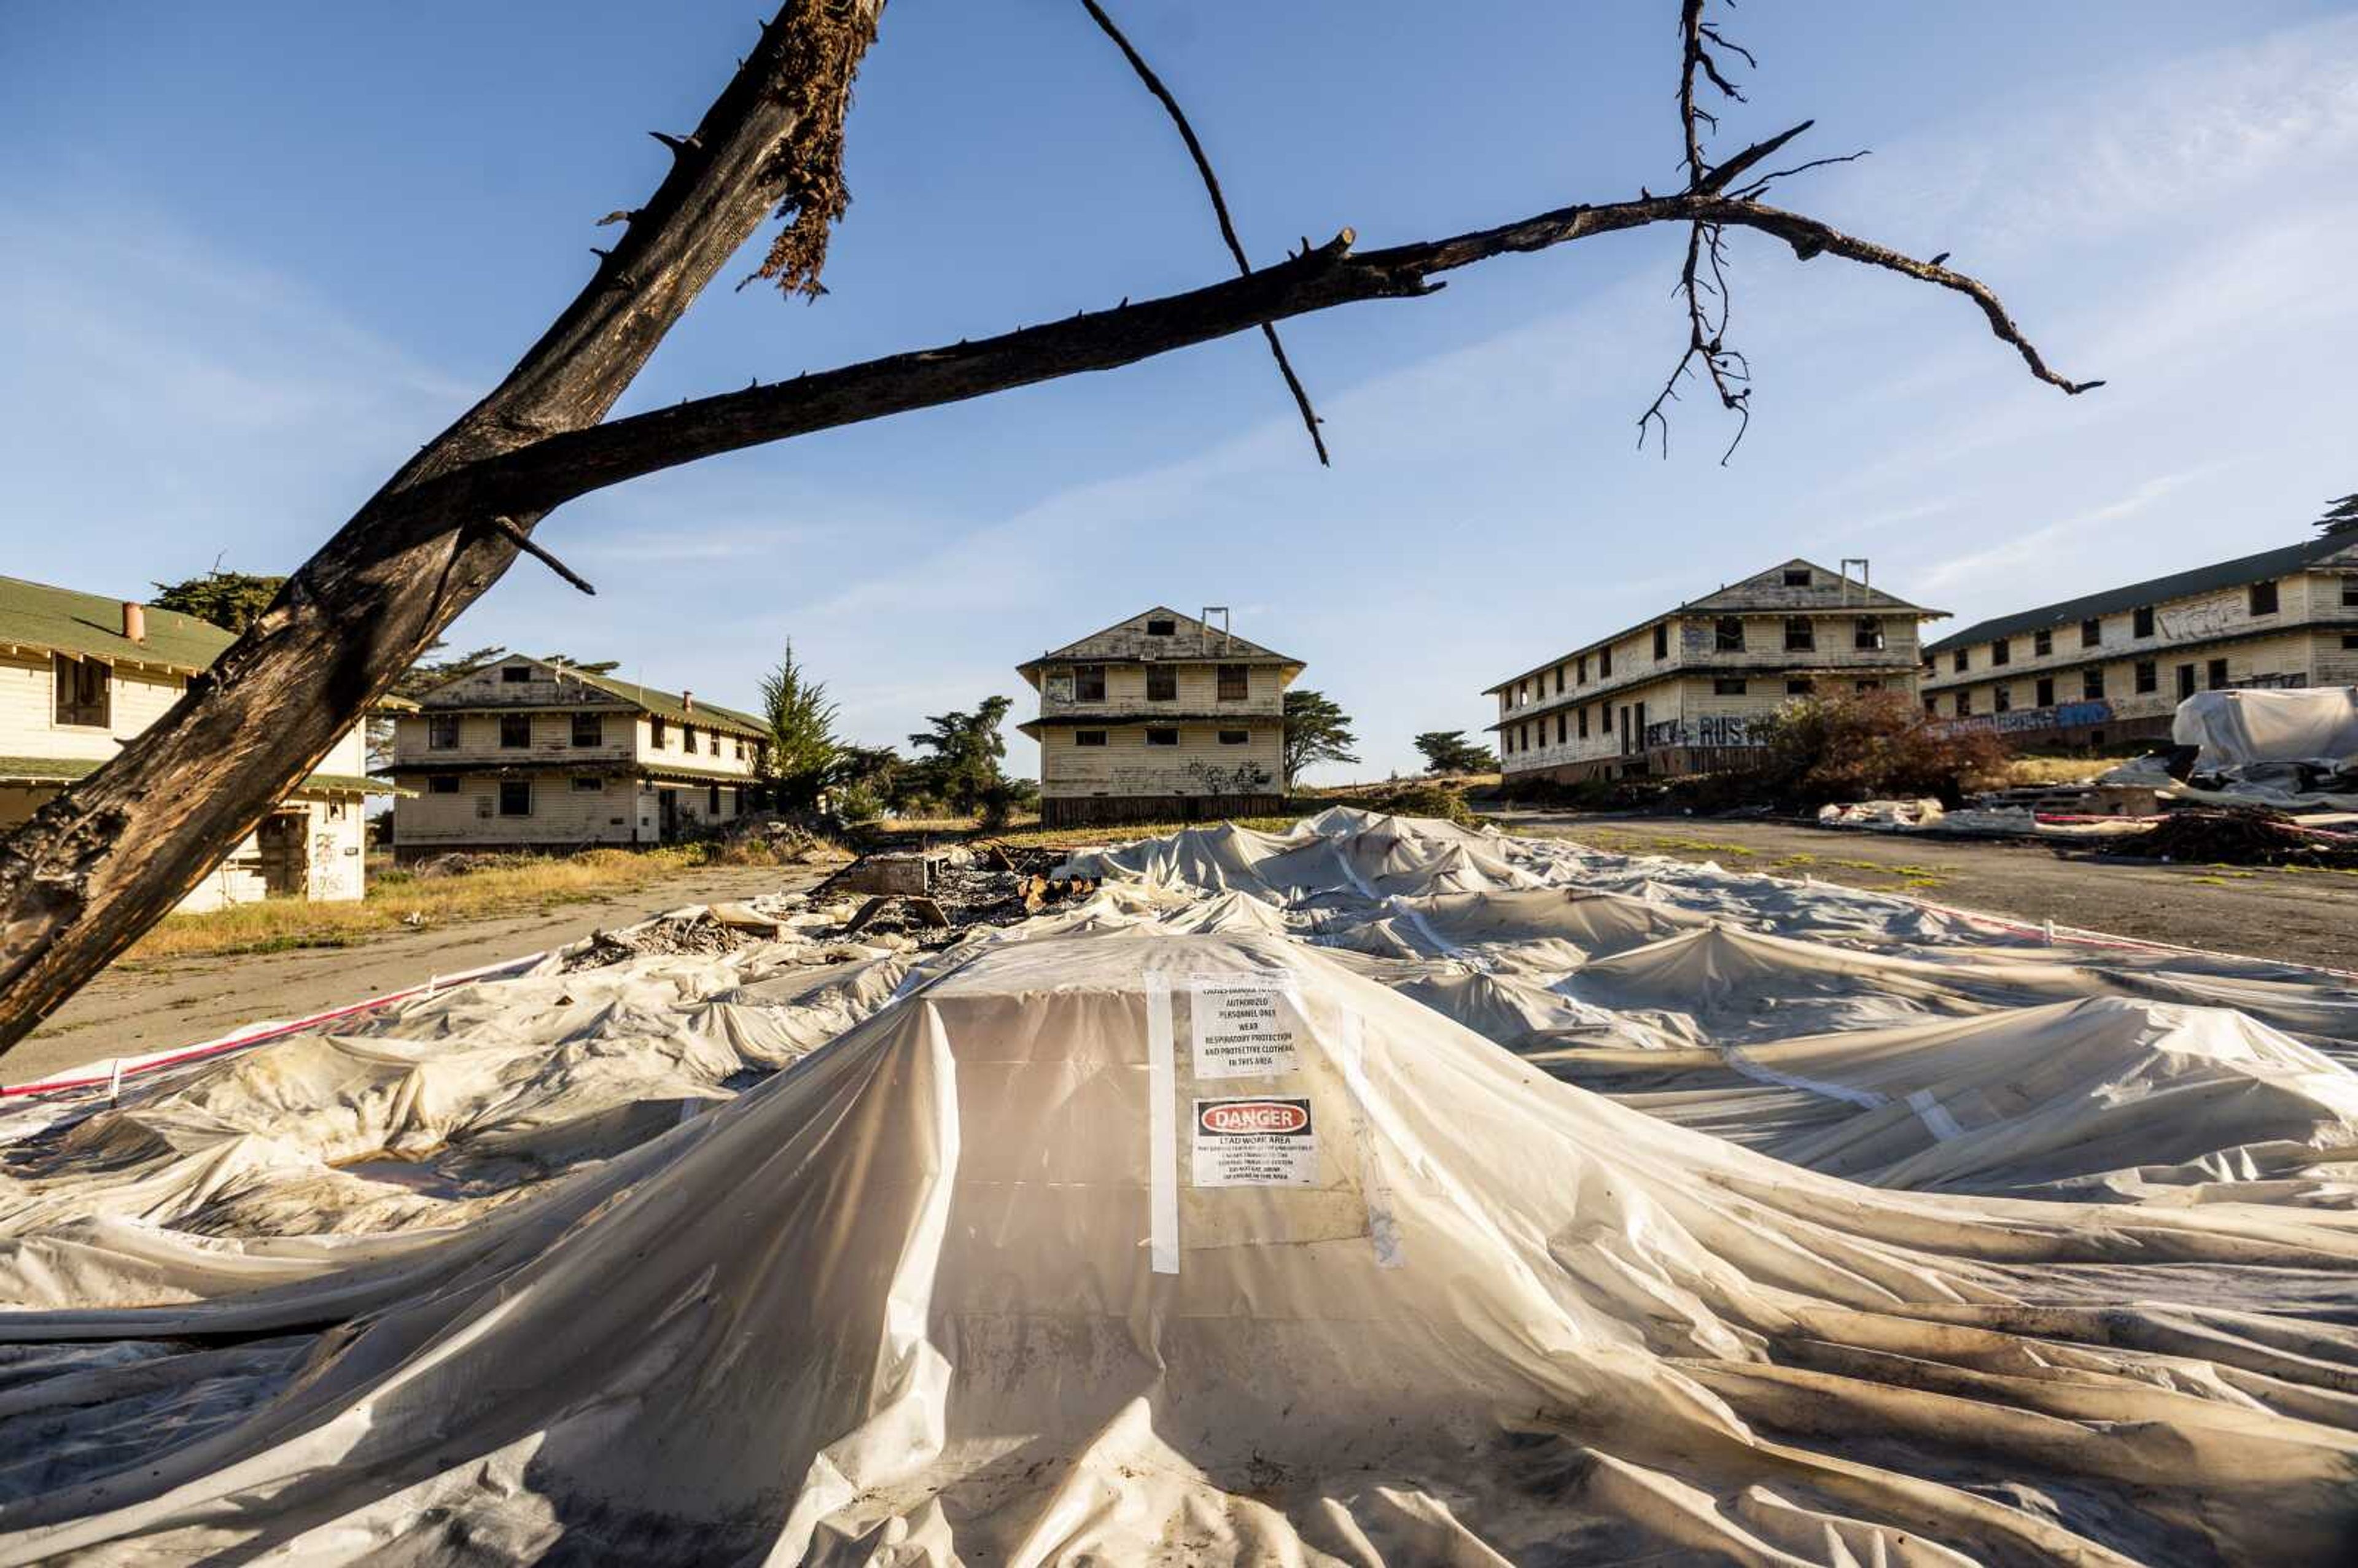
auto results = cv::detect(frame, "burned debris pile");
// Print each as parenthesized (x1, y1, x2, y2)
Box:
(2106, 805, 2358, 869)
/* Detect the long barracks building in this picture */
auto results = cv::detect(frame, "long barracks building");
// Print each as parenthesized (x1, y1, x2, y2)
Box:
(1486, 558, 1940, 784)
(1920, 529, 2358, 750)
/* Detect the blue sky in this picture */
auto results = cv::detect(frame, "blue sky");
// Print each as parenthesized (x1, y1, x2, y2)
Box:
(5, 2, 2354, 779)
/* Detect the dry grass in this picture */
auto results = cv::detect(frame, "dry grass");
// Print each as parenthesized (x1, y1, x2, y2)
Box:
(2004, 756, 2109, 786)
(128, 846, 741, 963)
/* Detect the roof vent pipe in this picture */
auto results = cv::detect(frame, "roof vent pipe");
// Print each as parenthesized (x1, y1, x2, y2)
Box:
(122, 602, 146, 644)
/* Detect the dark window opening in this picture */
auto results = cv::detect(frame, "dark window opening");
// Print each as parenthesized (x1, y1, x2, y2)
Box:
(1786, 678, 1814, 696)
(1953, 648, 1970, 673)
(1783, 567, 1812, 587)
(2207, 658, 2229, 689)
(571, 713, 602, 747)
(499, 714, 531, 748)
(1218, 729, 1250, 745)
(52, 653, 110, 728)
(1145, 618, 1177, 637)
(2082, 667, 2105, 700)
(1856, 618, 1886, 651)
(1922, 695, 1937, 716)
(1598, 646, 1613, 677)
(1576, 655, 1589, 683)
(1953, 691, 1971, 716)
(1553, 665, 1565, 695)
(2343, 633, 2358, 650)
(1713, 677, 1747, 695)
(650, 717, 667, 747)
(427, 713, 460, 750)
(2176, 665, 2196, 699)
(2033, 629, 2053, 657)
(2036, 677, 2055, 707)
(682, 725, 698, 754)
(1075, 730, 1108, 747)
(498, 780, 532, 817)
(501, 665, 532, 683)
(1073, 664, 1106, 701)
(427, 775, 460, 794)
(1786, 618, 1816, 653)
(1653, 624, 1669, 659)
(2343, 579, 2358, 607)
(1217, 663, 1248, 701)
(1988, 638, 2009, 666)
(2249, 580, 2279, 616)
(1854, 678, 1878, 693)
(1555, 712, 1566, 744)
(1145, 728, 1179, 747)
(1715, 617, 1745, 652)
(1577, 705, 1589, 739)
(1994, 685, 2012, 713)
(2081, 618, 2103, 648)
(572, 776, 604, 793)
(1146, 666, 1177, 702)
(2134, 660, 2157, 694)
(2133, 606, 2155, 638)
(709, 785, 722, 813)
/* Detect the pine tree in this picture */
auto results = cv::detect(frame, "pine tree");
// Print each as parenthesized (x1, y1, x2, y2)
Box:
(760, 640, 841, 811)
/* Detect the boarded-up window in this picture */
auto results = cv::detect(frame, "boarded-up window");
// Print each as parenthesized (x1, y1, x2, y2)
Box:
(52, 654, 109, 728)
(1075, 730, 1108, 747)
(1713, 677, 1746, 695)
(572, 713, 602, 747)
(1074, 664, 1106, 701)
(1217, 664, 1248, 701)
(1714, 618, 1744, 651)
(427, 775, 460, 794)
(1147, 666, 1177, 702)
(499, 780, 532, 817)
(427, 714, 460, 749)
(1218, 729, 1250, 745)
(2249, 580, 2279, 616)
(1145, 728, 1179, 747)
(1786, 618, 1815, 653)
(499, 715, 531, 748)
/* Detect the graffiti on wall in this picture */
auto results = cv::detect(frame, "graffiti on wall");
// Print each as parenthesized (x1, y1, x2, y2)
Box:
(1641, 715, 1761, 749)
(2155, 594, 2244, 643)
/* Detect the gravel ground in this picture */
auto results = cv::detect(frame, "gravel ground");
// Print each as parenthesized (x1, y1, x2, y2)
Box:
(1488, 807, 2358, 972)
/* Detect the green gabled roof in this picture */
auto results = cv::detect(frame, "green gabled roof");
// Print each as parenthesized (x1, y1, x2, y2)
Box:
(0, 756, 387, 794)
(551, 666, 767, 739)
(0, 575, 236, 674)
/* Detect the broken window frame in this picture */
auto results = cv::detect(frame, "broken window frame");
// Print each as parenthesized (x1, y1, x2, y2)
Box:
(1216, 663, 1248, 702)
(1714, 617, 1745, 652)
(2033, 628, 2053, 657)
(2082, 666, 2105, 700)
(427, 713, 461, 750)
(1855, 618, 1886, 652)
(1146, 666, 1178, 702)
(499, 714, 532, 749)
(1073, 664, 1107, 702)
(51, 653, 111, 729)
(2080, 618, 2103, 648)
(570, 713, 602, 747)
(1785, 618, 1816, 654)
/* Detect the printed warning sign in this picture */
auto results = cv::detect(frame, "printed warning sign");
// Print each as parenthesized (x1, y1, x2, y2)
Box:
(1191, 1097, 1318, 1187)
(1188, 973, 1302, 1079)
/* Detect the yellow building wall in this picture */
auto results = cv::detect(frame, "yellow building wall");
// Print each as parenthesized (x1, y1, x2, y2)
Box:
(1037, 723, 1282, 800)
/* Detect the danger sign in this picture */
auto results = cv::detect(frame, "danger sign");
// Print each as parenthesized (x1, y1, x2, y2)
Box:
(1188, 972, 1302, 1079)
(1191, 1096, 1317, 1187)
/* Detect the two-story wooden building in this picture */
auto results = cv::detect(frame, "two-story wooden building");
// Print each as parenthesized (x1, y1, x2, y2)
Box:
(1486, 559, 1941, 784)
(1920, 529, 2358, 749)
(1018, 607, 1302, 828)
(386, 656, 767, 859)
(0, 575, 377, 912)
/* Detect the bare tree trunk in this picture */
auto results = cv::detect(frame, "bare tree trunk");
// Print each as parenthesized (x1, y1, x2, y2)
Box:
(0, 0, 885, 1050)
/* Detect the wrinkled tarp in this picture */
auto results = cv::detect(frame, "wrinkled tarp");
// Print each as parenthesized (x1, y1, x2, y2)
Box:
(2177, 688, 2358, 772)
(3, 813, 2358, 1562)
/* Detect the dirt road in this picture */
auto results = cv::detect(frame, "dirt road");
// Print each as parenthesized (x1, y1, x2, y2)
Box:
(9, 864, 826, 1088)
(1489, 809, 2358, 972)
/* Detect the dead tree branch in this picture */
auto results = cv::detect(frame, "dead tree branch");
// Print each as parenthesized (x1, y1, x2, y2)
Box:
(0, 6, 2098, 1059)
(1077, 0, 1329, 465)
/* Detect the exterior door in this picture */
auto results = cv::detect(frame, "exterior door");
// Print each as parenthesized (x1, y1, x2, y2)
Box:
(2176, 664, 2197, 699)
(658, 788, 679, 842)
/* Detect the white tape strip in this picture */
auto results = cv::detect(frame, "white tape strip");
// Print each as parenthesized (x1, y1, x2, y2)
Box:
(1905, 1087, 1966, 1141)
(1722, 1047, 1888, 1109)
(1336, 1012, 1404, 1269)
(1144, 972, 1180, 1275)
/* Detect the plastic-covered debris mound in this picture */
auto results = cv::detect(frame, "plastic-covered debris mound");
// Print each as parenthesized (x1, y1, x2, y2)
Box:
(2, 810, 2358, 1564)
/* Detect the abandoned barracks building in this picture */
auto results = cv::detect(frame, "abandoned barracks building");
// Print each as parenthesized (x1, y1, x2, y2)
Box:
(1018, 607, 1302, 828)
(1487, 559, 1940, 783)
(387, 655, 766, 859)
(1920, 529, 2358, 748)
(0, 575, 378, 912)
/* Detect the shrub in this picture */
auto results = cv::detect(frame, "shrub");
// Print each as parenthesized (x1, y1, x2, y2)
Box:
(1751, 691, 2010, 807)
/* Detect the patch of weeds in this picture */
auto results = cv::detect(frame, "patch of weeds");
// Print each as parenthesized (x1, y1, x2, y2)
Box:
(1644, 836, 1756, 858)
(2185, 875, 2229, 886)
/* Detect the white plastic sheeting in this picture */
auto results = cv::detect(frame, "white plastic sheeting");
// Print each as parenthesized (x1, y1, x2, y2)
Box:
(2176, 687, 2358, 772)
(3, 813, 2358, 1562)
